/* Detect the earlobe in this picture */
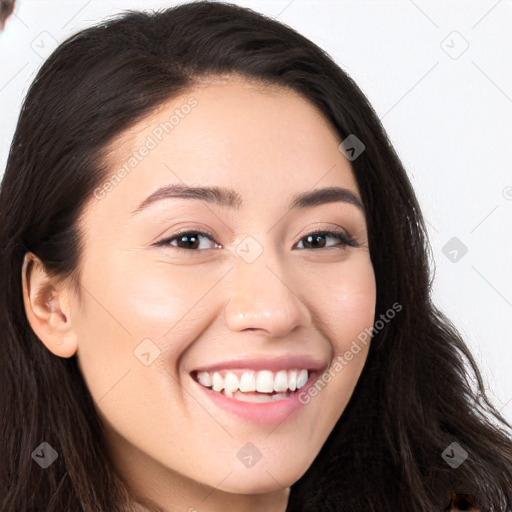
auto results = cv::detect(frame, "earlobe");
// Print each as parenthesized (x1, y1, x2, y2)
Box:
(21, 252, 78, 358)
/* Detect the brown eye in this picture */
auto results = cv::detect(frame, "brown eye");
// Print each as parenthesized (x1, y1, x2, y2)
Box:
(296, 230, 359, 250)
(154, 231, 219, 252)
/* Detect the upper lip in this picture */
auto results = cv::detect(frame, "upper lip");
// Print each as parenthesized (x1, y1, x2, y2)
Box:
(190, 355, 328, 374)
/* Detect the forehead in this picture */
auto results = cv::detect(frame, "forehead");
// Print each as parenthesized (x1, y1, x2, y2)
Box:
(87, 75, 360, 220)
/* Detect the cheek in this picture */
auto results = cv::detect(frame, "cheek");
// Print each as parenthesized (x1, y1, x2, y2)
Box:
(74, 254, 228, 400)
(301, 253, 376, 352)
(296, 256, 376, 417)
(331, 272, 376, 353)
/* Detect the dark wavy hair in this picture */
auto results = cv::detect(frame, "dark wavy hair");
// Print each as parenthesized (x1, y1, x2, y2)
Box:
(1, 2, 511, 511)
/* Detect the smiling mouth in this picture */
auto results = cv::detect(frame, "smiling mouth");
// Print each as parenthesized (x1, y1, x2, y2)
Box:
(190, 368, 314, 403)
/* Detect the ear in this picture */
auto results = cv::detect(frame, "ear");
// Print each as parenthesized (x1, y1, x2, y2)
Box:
(21, 252, 78, 358)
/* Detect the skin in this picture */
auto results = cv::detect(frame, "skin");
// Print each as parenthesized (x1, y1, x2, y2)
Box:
(22, 75, 376, 512)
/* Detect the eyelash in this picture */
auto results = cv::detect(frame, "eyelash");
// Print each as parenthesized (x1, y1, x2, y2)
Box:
(153, 229, 360, 253)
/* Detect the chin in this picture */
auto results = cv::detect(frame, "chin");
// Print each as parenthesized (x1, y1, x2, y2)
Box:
(219, 478, 288, 495)
(216, 464, 305, 495)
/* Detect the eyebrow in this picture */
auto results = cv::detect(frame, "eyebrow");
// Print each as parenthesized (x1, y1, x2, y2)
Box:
(130, 183, 364, 215)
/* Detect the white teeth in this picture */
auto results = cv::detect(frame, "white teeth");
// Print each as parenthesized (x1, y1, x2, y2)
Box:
(212, 372, 224, 392)
(194, 368, 310, 396)
(273, 370, 288, 392)
(256, 370, 275, 393)
(197, 371, 211, 387)
(288, 369, 297, 391)
(224, 372, 239, 393)
(239, 371, 256, 392)
(234, 391, 287, 403)
(297, 369, 308, 389)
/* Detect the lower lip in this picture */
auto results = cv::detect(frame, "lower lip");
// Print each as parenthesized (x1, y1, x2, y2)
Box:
(190, 372, 318, 426)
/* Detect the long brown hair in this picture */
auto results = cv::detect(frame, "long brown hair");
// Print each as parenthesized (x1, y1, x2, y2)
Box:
(1, 2, 511, 510)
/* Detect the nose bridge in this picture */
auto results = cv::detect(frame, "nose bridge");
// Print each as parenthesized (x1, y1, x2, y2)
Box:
(223, 242, 311, 337)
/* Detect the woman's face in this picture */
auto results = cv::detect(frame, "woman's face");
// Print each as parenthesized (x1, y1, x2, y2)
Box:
(69, 76, 376, 506)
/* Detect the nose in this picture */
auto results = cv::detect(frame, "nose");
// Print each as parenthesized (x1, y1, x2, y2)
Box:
(222, 251, 311, 338)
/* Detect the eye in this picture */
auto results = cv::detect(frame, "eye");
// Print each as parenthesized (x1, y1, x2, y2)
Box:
(154, 228, 359, 252)
(154, 230, 220, 252)
(295, 230, 359, 250)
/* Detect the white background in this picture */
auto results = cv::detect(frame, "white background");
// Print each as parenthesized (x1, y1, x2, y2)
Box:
(1, 0, 511, 422)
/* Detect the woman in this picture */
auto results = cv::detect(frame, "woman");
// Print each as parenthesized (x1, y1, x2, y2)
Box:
(0, 2, 511, 511)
